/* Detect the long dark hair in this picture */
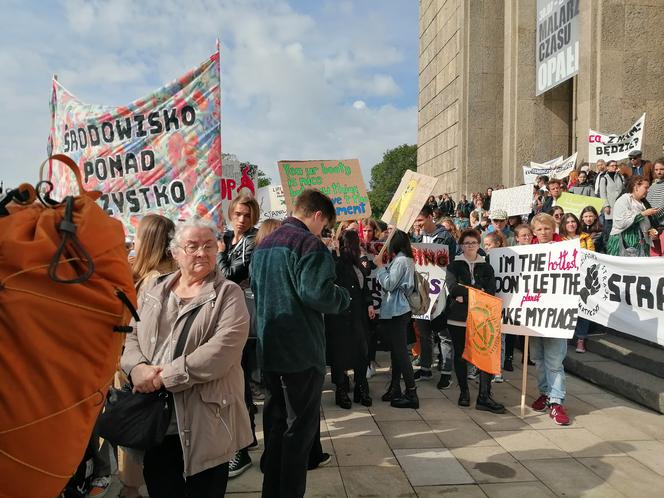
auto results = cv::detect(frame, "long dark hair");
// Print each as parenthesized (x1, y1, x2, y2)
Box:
(340, 229, 362, 267)
(579, 206, 602, 234)
(560, 213, 581, 236)
(388, 229, 413, 258)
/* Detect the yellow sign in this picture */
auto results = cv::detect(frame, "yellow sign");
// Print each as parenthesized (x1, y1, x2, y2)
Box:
(381, 170, 437, 232)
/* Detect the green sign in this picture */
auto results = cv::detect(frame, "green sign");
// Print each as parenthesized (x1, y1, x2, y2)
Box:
(557, 192, 605, 218)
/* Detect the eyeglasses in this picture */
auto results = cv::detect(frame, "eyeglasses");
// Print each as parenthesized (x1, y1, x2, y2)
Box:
(553, 214, 563, 218)
(180, 243, 217, 255)
(462, 241, 479, 247)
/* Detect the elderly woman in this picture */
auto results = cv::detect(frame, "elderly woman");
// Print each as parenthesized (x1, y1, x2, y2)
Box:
(122, 219, 252, 498)
(607, 175, 659, 257)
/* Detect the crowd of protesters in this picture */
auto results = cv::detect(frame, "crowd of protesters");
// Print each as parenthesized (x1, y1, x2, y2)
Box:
(72, 150, 663, 498)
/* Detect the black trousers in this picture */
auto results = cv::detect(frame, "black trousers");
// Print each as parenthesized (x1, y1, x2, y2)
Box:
(448, 324, 469, 391)
(143, 435, 229, 498)
(383, 312, 415, 390)
(504, 333, 516, 362)
(261, 367, 325, 498)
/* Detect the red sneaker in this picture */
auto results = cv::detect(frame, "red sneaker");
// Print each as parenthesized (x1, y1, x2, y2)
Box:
(531, 394, 549, 412)
(549, 403, 570, 425)
(576, 339, 586, 353)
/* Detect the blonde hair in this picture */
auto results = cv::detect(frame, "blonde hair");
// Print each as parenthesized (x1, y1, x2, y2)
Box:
(530, 213, 557, 231)
(256, 219, 282, 245)
(228, 193, 260, 226)
(441, 217, 460, 240)
(133, 214, 176, 285)
(484, 231, 506, 248)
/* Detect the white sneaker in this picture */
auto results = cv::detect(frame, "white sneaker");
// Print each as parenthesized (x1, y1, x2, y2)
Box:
(87, 476, 111, 497)
(366, 362, 377, 379)
(492, 375, 504, 383)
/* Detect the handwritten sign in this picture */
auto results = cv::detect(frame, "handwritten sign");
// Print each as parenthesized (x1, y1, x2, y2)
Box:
(523, 152, 578, 184)
(381, 170, 437, 232)
(256, 185, 287, 222)
(489, 239, 581, 338)
(589, 113, 645, 163)
(277, 158, 371, 222)
(489, 185, 534, 216)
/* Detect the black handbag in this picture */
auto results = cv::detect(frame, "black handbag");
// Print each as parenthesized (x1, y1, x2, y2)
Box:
(97, 306, 201, 450)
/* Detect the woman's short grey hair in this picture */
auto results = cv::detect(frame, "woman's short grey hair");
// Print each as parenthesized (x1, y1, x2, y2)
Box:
(169, 218, 219, 254)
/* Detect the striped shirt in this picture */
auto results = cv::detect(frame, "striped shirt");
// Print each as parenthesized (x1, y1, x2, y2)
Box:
(647, 180, 664, 225)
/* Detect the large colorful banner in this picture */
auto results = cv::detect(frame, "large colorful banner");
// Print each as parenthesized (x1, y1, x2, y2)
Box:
(523, 152, 577, 184)
(366, 243, 449, 320)
(588, 113, 645, 163)
(48, 53, 224, 232)
(557, 192, 605, 218)
(490, 239, 581, 338)
(382, 170, 437, 232)
(578, 250, 664, 345)
(536, 0, 580, 96)
(463, 287, 503, 375)
(277, 159, 371, 222)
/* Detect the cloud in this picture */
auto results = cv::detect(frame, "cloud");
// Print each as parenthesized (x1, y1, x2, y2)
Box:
(0, 0, 417, 191)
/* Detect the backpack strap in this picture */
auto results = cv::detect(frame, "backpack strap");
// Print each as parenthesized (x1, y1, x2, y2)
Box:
(174, 306, 203, 359)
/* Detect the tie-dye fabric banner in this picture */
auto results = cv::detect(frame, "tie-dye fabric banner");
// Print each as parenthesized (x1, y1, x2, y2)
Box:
(48, 53, 222, 233)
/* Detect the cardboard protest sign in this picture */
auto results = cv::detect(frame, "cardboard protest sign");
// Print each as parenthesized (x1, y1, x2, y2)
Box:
(220, 154, 257, 217)
(578, 250, 664, 345)
(588, 113, 645, 163)
(382, 170, 437, 232)
(366, 243, 449, 320)
(463, 287, 503, 375)
(536, 0, 580, 96)
(557, 192, 605, 218)
(48, 52, 224, 233)
(490, 239, 581, 338)
(523, 152, 578, 184)
(489, 185, 534, 216)
(256, 185, 287, 222)
(277, 159, 370, 222)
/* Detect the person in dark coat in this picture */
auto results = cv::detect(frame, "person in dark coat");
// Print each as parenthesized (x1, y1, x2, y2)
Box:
(326, 230, 376, 408)
(445, 228, 505, 414)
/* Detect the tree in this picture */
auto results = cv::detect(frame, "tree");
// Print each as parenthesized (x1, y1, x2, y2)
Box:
(256, 168, 271, 188)
(368, 144, 417, 218)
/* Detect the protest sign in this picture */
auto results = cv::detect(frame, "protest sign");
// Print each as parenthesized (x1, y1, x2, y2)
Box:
(536, 0, 580, 96)
(490, 239, 581, 338)
(48, 52, 225, 233)
(277, 159, 370, 222)
(523, 152, 578, 184)
(463, 287, 503, 375)
(257, 185, 287, 222)
(578, 250, 664, 345)
(588, 113, 646, 163)
(381, 170, 437, 232)
(557, 192, 605, 218)
(366, 243, 449, 320)
(489, 185, 534, 216)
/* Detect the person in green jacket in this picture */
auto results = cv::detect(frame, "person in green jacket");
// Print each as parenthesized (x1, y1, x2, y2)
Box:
(251, 189, 350, 498)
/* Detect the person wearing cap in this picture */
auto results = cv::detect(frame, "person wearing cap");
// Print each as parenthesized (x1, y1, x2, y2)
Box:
(621, 149, 653, 182)
(482, 209, 515, 247)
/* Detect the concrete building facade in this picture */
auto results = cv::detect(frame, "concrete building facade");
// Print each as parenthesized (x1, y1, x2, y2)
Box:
(418, 0, 664, 195)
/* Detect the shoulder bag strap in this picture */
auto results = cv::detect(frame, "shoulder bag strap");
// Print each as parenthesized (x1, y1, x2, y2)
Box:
(174, 306, 203, 359)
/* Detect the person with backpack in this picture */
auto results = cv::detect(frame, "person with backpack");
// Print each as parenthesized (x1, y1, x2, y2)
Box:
(445, 229, 505, 414)
(375, 229, 419, 409)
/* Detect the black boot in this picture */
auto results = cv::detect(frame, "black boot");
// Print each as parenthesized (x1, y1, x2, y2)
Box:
(335, 385, 352, 409)
(390, 387, 419, 409)
(381, 382, 402, 402)
(504, 357, 514, 372)
(476, 371, 505, 414)
(354, 381, 373, 407)
(458, 388, 470, 407)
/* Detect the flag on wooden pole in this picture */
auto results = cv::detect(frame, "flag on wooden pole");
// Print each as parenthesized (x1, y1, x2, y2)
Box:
(462, 286, 502, 375)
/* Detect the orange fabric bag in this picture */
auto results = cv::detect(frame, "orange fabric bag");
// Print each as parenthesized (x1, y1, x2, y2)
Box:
(0, 155, 137, 498)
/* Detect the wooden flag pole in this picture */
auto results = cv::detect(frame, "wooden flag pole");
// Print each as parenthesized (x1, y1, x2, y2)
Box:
(375, 228, 396, 262)
(520, 335, 529, 418)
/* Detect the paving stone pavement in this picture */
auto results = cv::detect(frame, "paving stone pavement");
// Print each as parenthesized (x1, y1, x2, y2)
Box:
(105, 352, 664, 497)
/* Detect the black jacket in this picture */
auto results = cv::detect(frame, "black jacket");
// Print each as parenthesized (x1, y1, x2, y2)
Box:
(325, 258, 372, 369)
(445, 254, 496, 323)
(217, 227, 257, 285)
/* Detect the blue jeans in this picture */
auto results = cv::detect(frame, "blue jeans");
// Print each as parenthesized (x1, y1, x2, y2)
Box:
(436, 327, 453, 376)
(575, 317, 590, 340)
(529, 337, 567, 405)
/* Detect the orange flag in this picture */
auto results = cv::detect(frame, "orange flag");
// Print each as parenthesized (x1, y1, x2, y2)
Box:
(462, 286, 502, 375)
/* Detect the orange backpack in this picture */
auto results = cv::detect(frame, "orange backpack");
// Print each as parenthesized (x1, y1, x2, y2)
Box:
(0, 154, 137, 498)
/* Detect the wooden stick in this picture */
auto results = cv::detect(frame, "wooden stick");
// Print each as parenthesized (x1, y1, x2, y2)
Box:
(520, 335, 529, 418)
(375, 228, 396, 262)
